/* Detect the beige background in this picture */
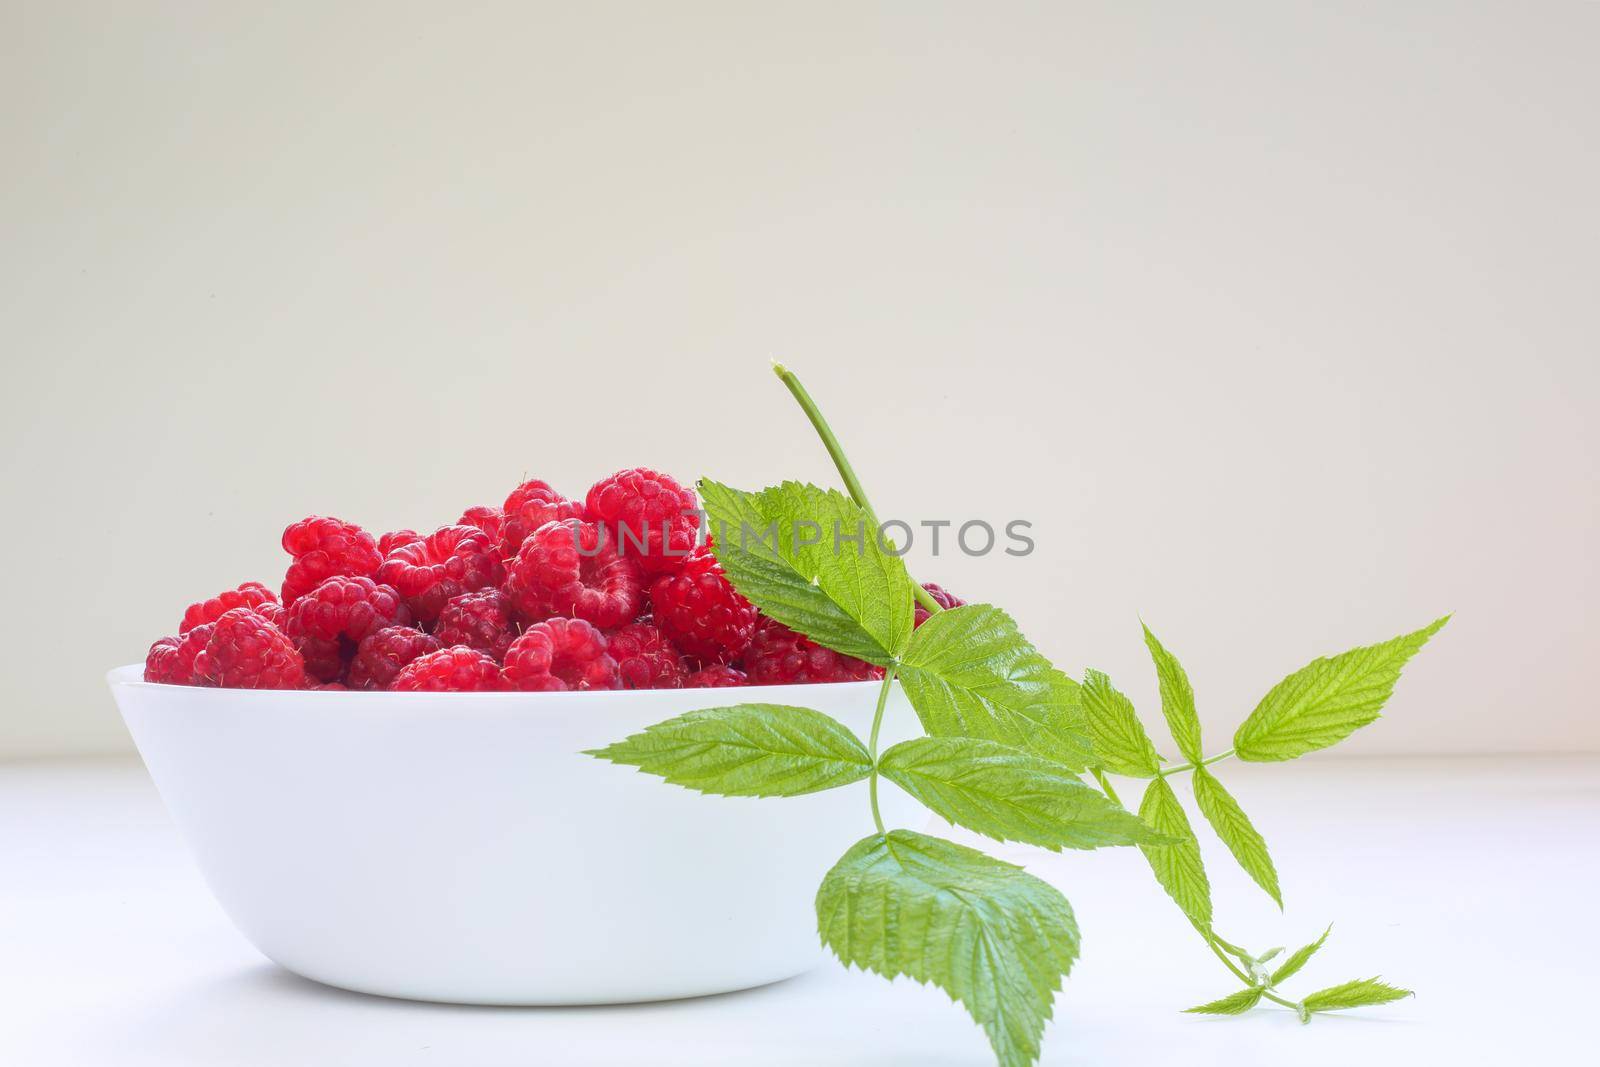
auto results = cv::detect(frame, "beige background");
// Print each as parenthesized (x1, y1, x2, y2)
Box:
(2, 1, 1594, 759)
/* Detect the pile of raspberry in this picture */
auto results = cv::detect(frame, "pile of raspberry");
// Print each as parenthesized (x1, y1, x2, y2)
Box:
(143, 469, 964, 692)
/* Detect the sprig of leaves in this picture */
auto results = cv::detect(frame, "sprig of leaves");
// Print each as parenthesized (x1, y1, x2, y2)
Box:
(586, 363, 1447, 1064)
(1087, 617, 1442, 1020)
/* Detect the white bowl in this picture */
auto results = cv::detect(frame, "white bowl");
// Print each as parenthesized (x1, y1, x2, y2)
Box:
(107, 665, 922, 1005)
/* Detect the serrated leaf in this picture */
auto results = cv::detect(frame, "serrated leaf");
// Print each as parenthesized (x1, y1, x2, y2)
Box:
(897, 605, 1092, 771)
(586, 704, 872, 797)
(816, 829, 1078, 1067)
(1234, 616, 1449, 762)
(1270, 926, 1331, 986)
(1253, 947, 1284, 965)
(1301, 977, 1413, 1012)
(1183, 986, 1264, 1015)
(1082, 669, 1161, 777)
(1191, 766, 1282, 908)
(879, 737, 1165, 851)
(1142, 623, 1202, 763)
(699, 479, 914, 664)
(1137, 777, 1212, 930)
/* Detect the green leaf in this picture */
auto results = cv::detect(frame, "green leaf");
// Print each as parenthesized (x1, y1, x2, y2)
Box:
(816, 829, 1078, 1067)
(897, 605, 1092, 771)
(1234, 616, 1450, 762)
(1191, 767, 1282, 908)
(1301, 977, 1413, 1013)
(699, 479, 914, 664)
(1137, 777, 1212, 930)
(879, 737, 1165, 851)
(1270, 926, 1331, 986)
(1081, 669, 1161, 777)
(586, 704, 872, 797)
(1142, 623, 1202, 763)
(1183, 986, 1264, 1015)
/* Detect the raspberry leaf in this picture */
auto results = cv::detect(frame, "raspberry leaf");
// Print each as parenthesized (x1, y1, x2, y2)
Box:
(1233, 616, 1450, 762)
(1300, 977, 1413, 1014)
(816, 829, 1078, 1067)
(1270, 925, 1331, 986)
(586, 703, 873, 797)
(1081, 669, 1161, 777)
(1142, 623, 1202, 764)
(699, 479, 914, 665)
(1183, 986, 1265, 1015)
(896, 604, 1092, 771)
(878, 737, 1167, 851)
(1191, 766, 1282, 908)
(1137, 777, 1213, 930)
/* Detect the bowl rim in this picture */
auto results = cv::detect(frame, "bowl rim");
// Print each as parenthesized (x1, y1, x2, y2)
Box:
(106, 663, 886, 707)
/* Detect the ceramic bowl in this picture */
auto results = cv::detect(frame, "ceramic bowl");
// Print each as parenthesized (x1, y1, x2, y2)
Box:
(107, 665, 921, 1005)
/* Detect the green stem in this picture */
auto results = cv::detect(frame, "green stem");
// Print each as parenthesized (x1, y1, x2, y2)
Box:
(1157, 749, 1235, 778)
(1212, 933, 1253, 961)
(773, 362, 944, 619)
(1202, 931, 1301, 1011)
(867, 666, 899, 834)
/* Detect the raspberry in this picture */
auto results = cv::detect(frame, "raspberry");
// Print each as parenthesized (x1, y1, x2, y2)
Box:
(378, 529, 423, 556)
(180, 582, 278, 634)
(647, 544, 757, 665)
(283, 576, 411, 682)
(377, 525, 504, 622)
(315, 682, 348, 690)
(457, 506, 504, 544)
(607, 620, 686, 689)
(433, 589, 520, 661)
(583, 468, 698, 575)
(685, 664, 749, 688)
(346, 625, 443, 690)
(741, 619, 884, 685)
(390, 646, 506, 692)
(504, 519, 643, 629)
(503, 618, 621, 692)
(194, 608, 306, 689)
(281, 517, 382, 606)
(913, 582, 967, 627)
(499, 479, 583, 559)
(144, 624, 213, 685)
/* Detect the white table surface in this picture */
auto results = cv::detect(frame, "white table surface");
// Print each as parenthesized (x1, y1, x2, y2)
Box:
(4, 754, 1594, 1066)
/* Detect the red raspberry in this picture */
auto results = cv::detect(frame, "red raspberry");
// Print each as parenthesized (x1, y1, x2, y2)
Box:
(504, 519, 643, 629)
(913, 582, 967, 627)
(180, 582, 278, 634)
(281, 517, 382, 606)
(648, 544, 757, 665)
(741, 619, 884, 685)
(457, 506, 504, 544)
(195, 608, 306, 689)
(499, 479, 583, 559)
(283, 576, 411, 682)
(378, 529, 423, 556)
(685, 664, 749, 688)
(144, 624, 213, 685)
(433, 589, 520, 661)
(377, 525, 504, 623)
(607, 620, 686, 689)
(503, 618, 621, 692)
(583, 468, 698, 575)
(315, 682, 348, 690)
(347, 625, 443, 690)
(390, 646, 506, 692)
